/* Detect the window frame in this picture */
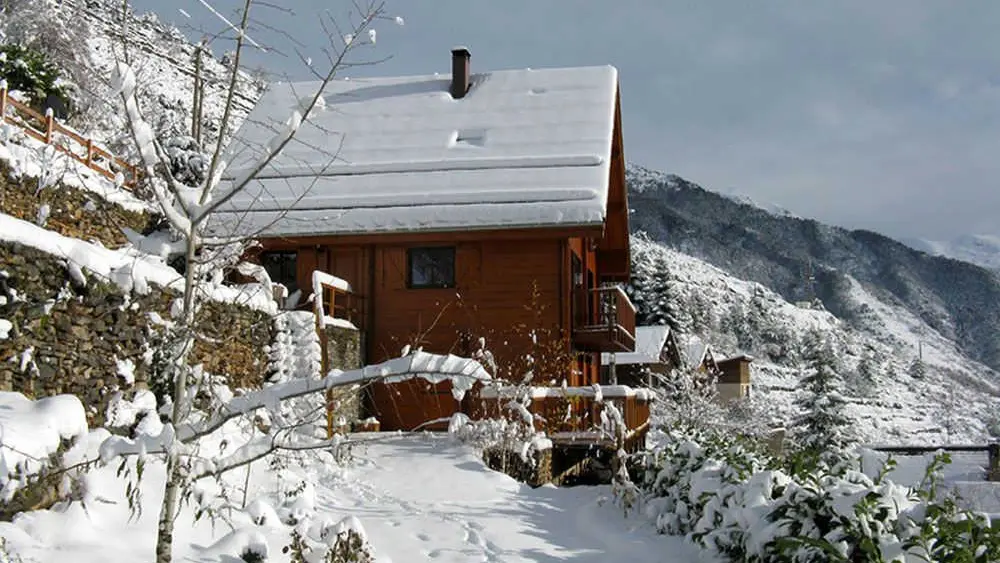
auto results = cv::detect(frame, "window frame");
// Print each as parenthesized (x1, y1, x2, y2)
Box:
(407, 246, 456, 289)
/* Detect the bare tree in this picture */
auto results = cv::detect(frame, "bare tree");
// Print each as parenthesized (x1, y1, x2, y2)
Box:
(104, 2, 423, 561)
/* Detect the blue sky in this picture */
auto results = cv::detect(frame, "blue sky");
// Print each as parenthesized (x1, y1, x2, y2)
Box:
(132, 0, 1000, 241)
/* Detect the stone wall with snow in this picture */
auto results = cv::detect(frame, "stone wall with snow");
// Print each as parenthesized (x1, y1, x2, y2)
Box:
(0, 242, 273, 425)
(0, 160, 152, 247)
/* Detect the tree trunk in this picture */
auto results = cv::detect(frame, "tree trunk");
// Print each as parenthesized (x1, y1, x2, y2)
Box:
(155, 452, 182, 563)
(154, 238, 199, 562)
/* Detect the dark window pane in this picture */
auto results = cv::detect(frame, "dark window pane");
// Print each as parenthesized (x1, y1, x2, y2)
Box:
(408, 247, 455, 288)
(260, 251, 299, 293)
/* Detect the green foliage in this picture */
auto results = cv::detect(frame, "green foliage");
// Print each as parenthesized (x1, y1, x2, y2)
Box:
(239, 547, 266, 563)
(0, 43, 71, 112)
(637, 428, 1000, 563)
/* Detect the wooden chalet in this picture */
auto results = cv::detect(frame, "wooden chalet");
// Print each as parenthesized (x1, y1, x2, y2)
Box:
(716, 354, 753, 401)
(599, 325, 682, 387)
(217, 48, 646, 439)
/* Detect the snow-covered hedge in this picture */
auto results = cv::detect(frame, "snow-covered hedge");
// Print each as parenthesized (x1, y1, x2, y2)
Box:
(638, 425, 1000, 562)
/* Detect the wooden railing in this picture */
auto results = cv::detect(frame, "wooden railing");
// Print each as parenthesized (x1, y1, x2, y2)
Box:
(476, 385, 653, 453)
(572, 285, 637, 353)
(872, 443, 1000, 481)
(311, 271, 367, 438)
(0, 84, 140, 188)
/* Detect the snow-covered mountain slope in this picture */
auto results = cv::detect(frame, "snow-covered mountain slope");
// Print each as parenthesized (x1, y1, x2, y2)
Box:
(2, 0, 263, 163)
(627, 164, 1000, 376)
(629, 235, 1000, 445)
(906, 234, 1000, 274)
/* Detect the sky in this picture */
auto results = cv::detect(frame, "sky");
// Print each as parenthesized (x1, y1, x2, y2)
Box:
(131, 0, 1000, 242)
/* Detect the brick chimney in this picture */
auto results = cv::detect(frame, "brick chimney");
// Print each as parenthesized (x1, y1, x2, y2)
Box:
(451, 47, 471, 99)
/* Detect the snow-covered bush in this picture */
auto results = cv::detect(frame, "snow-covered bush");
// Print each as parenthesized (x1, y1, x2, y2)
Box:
(163, 135, 209, 187)
(637, 424, 1000, 562)
(0, 0, 93, 115)
(0, 43, 72, 114)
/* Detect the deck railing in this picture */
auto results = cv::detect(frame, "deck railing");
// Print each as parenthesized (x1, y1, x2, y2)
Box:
(572, 285, 637, 352)
(311, 270, 365, 438)
(0, 83, 140, 188)
(476, 385, 653, 453)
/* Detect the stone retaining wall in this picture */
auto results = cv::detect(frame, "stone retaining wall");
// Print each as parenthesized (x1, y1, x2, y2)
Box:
(0, 242, 272, 426)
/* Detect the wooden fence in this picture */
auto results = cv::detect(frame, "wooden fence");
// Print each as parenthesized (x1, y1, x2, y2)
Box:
(0, 85, 140, 188)
(872, 443, 1000, 482)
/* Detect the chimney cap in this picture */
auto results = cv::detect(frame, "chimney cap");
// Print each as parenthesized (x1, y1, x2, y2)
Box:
(451, 46, 471, 57)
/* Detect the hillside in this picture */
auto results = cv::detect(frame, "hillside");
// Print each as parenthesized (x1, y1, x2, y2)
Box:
(628, 234, 1000, 444)
(907, 234, 1000, 274)
(627, 165, 1000, 376)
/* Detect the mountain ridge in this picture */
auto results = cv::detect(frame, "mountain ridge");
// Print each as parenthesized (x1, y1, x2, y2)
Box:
(625, 163, 1000, 374)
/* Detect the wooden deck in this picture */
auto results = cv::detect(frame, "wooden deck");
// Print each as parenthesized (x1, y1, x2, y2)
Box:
(475, 385, 653, 454)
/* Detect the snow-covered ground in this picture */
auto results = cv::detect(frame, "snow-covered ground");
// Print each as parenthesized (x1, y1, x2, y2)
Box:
(0, 432, 702, 562)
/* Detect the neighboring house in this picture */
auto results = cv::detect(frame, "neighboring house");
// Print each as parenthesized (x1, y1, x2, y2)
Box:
(218, 48, 635, 431)
(600, 325, 682, 387)
(684, 336, 719, 375)
(716, 354, 753, 402)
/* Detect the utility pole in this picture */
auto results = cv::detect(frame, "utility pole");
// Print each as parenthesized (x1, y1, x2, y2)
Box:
(192, 40, 206, 145)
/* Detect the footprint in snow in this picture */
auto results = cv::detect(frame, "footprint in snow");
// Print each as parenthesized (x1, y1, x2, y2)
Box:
(416, 532, 431, 542)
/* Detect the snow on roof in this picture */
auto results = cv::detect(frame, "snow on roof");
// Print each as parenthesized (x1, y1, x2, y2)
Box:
(214, 65, 619, 237)
(602, 325, 672, 365)
(684, 336, 710, 369)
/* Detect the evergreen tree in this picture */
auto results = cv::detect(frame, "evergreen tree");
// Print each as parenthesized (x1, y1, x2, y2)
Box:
(908, 357, 927, 379)
(792, 330, 853, 459)
(847, 348, 882, 397)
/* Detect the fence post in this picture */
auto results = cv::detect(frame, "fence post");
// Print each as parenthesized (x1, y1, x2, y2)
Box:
(0, 81, 7, 123)
(85, 139, 93, 167)
(988, 443, 1000, 482)
(44, 108, 54, 144)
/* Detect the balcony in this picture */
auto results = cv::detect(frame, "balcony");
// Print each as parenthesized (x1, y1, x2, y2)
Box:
(572, 285, 636, 353)
(474, 385, 653, 454)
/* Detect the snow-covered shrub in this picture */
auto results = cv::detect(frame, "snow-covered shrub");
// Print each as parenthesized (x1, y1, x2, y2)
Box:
(163, 135, 208, 187)
(0, 0, 93, 115)
(283, 518, 376, 563)
(638, 424, 1000, 562)
(0, 43, 71, 114)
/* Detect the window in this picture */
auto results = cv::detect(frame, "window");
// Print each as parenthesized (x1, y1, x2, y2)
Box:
(408, 247, 455, 289)
(260, 251, 299, 293)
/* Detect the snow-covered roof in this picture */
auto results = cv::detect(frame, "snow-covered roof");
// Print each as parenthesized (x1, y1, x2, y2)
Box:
(684, 337, 711, 370)
(602, 325, 672, 365)
(214, 65, 619, 237)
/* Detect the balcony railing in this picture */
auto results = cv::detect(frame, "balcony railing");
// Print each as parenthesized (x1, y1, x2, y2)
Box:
(475, 385, 653, 453)
(312, 270, 365, 332)
(572, 285, 636, 353)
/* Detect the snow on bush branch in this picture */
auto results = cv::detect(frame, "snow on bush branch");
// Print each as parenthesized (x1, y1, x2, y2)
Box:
(637, 425, 1000, 562)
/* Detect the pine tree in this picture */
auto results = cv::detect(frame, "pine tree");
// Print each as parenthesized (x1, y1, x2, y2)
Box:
(792, 330, 853, 458)
(848, 349, 882, 398)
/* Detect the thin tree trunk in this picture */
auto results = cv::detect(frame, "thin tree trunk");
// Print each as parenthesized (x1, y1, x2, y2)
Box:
(155, 451, 182, 563)
(154, 237, 200, 563)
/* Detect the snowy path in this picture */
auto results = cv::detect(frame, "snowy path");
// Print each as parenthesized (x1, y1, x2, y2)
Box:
(307, 434, 701, 562)
(0, 433, 702, 562)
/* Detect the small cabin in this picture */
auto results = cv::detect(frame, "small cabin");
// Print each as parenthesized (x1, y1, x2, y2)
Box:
(217, 48, 648, 441)
(716, 354, 753, 402)
(684, 337, 720, 376)
(600, 325, 682, 387)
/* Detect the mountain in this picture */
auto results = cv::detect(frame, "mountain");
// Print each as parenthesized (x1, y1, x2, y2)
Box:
(906, 234, 1000, 274)
(627, 234, 1000, 444)
(626, 164, 1000, 376)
